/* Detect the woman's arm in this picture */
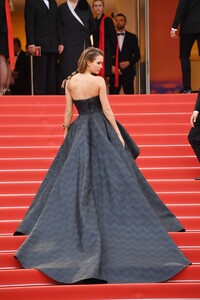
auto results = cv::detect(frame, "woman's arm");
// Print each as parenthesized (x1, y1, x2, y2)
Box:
(98, 77, 125, 146)
(63, 80, 73, 138)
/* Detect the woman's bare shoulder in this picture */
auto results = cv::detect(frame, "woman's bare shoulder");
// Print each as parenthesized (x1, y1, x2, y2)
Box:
(95, 75, 105, 85)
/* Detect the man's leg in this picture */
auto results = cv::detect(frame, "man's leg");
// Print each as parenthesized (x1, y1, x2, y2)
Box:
(33, 54, 47, 95)
(46, 53, 57, 95)
(122, 74, 134, 94)
(179, 34, 196, 92)
(109, 74, 121, 94)
(188, 120, 200, 180)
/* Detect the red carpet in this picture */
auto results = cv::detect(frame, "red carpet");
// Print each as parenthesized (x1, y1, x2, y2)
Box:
(0, 94, 200, 299)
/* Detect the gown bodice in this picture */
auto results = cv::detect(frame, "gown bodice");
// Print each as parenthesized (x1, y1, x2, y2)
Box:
(73, 96, 102, 115)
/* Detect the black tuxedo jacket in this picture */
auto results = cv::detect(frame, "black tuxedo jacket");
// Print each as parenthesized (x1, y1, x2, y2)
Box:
(24, 0, 63, 53)
(13, 50, 31, 95)
(0, 0, 7, 33)
(172, 0, 200, 34)
(116, 31, 140, 76)
(194, 91, 200, 112)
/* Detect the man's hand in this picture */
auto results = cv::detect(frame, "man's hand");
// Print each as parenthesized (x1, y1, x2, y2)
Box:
(58, 45, 64, 54)
(170, 29, 177, 39)
(119, 61, 130, 69)
(28, 45, 36, 55)
(190, 111, 199, 127)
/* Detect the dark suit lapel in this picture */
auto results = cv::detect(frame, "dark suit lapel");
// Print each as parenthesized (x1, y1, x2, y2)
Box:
(39, 0, 49, 11)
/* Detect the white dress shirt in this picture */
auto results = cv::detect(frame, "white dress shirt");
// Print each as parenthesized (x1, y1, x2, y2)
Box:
(43, 0, 49, 9)
(117, 31, 125, 51)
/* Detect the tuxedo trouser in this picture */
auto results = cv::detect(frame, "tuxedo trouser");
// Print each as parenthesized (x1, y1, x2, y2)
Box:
(33, 53, 57, 95)
(109, 73, 134, 94)
(188, 115, 200, 161)
(179, 33, 200, 91)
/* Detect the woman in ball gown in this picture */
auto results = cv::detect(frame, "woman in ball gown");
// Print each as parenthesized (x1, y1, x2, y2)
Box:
(14, 47, 190, 284)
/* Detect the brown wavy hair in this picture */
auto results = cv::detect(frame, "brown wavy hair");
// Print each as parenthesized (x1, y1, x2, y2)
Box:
(78, 47, 104, 73)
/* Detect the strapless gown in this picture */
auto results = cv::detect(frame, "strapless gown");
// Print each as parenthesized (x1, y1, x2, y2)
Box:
(14, 96, 190, 284)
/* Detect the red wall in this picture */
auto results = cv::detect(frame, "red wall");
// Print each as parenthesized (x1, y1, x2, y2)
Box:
(149, 0, 182, 93)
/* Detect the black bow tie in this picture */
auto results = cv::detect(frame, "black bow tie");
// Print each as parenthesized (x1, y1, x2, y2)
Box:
(117, 32, 125, 36)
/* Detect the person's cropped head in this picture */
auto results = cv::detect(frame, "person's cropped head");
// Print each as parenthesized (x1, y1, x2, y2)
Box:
(13, 38, 21, 53)
(78, 47, 104, 74)
(9, 0, 14, 11)
(78, 0, 89, 10)
(115, 13, 127, 31)
(92, 0, 104, 16)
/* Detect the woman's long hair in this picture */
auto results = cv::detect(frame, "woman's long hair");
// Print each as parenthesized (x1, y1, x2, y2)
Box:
(61, 47, 103, 88)
(78, 47, 103, 73)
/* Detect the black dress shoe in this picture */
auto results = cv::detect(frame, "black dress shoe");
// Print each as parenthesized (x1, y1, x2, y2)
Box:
(180, 89, 192, 94)
(3, 89, 12, 95)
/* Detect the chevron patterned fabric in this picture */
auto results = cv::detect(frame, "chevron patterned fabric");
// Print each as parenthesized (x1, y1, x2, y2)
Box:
(14, 96, 190, 284)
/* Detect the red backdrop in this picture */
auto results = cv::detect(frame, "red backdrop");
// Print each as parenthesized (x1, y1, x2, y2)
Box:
(149, 0, 182, 93)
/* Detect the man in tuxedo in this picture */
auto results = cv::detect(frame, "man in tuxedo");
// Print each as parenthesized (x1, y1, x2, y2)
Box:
(170, 0, 200, 93)
(109, 13, 140, 95)
(24, 0, 64, 94)
(188, 90, 200, 180)
(10, 38, 31, 95)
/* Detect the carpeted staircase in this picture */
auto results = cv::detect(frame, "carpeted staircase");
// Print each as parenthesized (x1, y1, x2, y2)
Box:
(0, 94, 199, 299)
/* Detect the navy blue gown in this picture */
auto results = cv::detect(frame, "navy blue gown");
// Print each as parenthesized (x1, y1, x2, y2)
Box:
(14, 96, 190, 284)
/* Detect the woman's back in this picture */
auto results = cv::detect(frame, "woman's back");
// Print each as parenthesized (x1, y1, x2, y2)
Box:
(68, 73, 100, 100)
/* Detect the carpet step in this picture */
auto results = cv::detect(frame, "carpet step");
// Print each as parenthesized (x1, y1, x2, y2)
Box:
(1, 204, 200, 221)
(0, 144, 195, 158)
(0, 102, 195, 115)
(140, 167, 200, 179)
(0, 158, 53, 169)
(0, 135, 63, 146)
(1, 166, 199, 181)
(0, 156, 198, 170)
(0, 113, 191, 125)
(140, 144, 194, 156)
(125, 123, 191, 134)
(0, 94, 197, 104)
(0, 233, 199, 251)
(0, 123, 192, 135)
(0, 146, 58, 158)
(0, 169, 47, 181)
(1, 178, 200, 194)
(0, 195, 34, 207)
(158, 192, 200, 204)
(149, 179, 200, 192)
(0, 265, 199, 287)
(1, 217, 199, 234)
(0, 192, 199, 207)
(2, 248, 200, 269)
(0, 134, 192, 146)
(0, 282, 200, 300)
(137, 156, 198, 167)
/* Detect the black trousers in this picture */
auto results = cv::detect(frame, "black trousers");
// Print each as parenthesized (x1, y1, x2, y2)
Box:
(33, 53, 57, 95)
(109, 72, 135, 94)
(179, 33, 200, 91)
(188, 114, 200, 161)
